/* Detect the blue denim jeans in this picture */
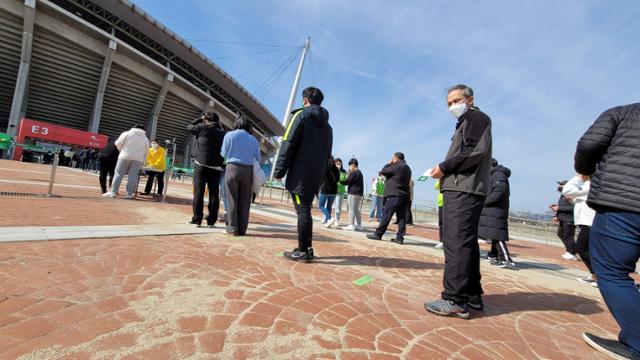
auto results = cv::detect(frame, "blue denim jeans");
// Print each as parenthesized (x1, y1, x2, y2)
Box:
(369, 195, 384, 220)
(318, 193, 336, 223)
(590, 210, 640, 356)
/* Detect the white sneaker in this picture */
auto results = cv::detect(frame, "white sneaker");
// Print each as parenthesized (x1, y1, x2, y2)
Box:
(435, 242, 444, 249)
(125, 193, 135, 199)
(355, 225, 364, 231)
(577, 275, 598, 288)
(344, 225, 356, 231)
(562, 252, 575, 260)
(326, 218, 335, 228)
(102, 192, 117, 198)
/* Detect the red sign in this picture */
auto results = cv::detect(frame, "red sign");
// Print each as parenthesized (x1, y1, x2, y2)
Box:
(13, 119, 109, 160)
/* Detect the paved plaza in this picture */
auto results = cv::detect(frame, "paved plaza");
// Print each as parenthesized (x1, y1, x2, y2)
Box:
(0, 160, 627, 359)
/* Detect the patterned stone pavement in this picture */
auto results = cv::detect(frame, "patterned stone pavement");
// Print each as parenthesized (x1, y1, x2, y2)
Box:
(0, 160, 619, 359)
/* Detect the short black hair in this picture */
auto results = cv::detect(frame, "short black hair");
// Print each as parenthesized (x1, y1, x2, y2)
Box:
(394, 152, 405, 161)
(203, 111, 219, 122)
(134, 124, 145, 130)
(302, 87, 324, 105)
(233, 115, 253, 134)
(348, 158, 358, 167)
(447, 84, 473, 98)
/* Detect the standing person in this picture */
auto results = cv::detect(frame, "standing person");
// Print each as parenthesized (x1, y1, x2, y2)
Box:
(318, 156, 340, 224)
(366, 152, 412, 244)
(103, 124, 149, 199)
(550, 183, 578, 260)
(142, 139, 167, 196)
(406, 179, 415, 226)
(562, 175, 597, 287)
(424, 84, 492, 319)
(576, 103, 640, 359)
(97, 141, 119, 194)
(221, 116, 261, 236)
(478, 159, 514, 268)
(368, 175, 385, 222)
(340, 158, 364, 231)
(186, 112, 225, 227)
(435, 180, 444, 249)
(274, 87, 332, 262)
(328, 158, 347, 228)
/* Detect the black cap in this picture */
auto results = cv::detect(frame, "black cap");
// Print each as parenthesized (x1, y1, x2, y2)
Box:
(134, 124, 145, 130)
(557, 180, 568, 186)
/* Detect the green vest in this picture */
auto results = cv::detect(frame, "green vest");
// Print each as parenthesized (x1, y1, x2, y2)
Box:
(376, 179, 385, 196)
(337, 171, 347, 194)
(435, 180, 443, 207)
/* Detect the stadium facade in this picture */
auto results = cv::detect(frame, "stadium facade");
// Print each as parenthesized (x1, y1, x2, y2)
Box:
(0, 0, 285, 162)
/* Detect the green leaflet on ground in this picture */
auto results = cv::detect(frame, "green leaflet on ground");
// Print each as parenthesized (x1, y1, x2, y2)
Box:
(353, 275, 374, 286)
(276, 252, 284, 257)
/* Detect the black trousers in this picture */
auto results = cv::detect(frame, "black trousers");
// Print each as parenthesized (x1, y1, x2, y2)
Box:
(225, 163, 253, 235)
(98, 159, 117, 193)
(488, 240, 513, 262)
(406, 200, 414, 225)
(192, 165, 221, 226)
(441, 191, 485, 304)
(375, 195, 409, 239)
(438, 206, 443, 242)
(292, 192, 314, 250)
(576, 225, 593, 273)
(557, 221, 577, 254)
(144, 171, 165, 194)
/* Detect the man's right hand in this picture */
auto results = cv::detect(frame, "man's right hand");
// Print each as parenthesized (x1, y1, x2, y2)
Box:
(552, 216, 559, 224)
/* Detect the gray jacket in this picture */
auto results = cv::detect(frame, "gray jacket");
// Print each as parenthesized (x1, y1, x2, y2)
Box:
(439, 108, 493, 196)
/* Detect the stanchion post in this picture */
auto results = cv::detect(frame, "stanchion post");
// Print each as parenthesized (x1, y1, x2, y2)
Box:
(47, 153, 59, 197)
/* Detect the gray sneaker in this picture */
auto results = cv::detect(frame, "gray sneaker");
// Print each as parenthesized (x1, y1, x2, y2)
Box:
(583, 333, 639, 360)
(424, 299, 470, 319)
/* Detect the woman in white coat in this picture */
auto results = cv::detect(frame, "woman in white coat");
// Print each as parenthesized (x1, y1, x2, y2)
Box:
(562, 174, 597, 287)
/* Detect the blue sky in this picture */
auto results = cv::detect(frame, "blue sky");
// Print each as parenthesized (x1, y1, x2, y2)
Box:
(134, 0, 640, 213)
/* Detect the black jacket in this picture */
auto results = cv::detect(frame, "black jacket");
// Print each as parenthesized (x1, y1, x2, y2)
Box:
(478, 165, 511, 242)
(98, 142, 119, 163)
(574, 103, 640, 214)
(274, 105, 333, 198)
(555, 195, 575, 224)
(187, 119, 226, 167)
(340, 169, 364, 196)
(380, 160, 412, 197)
(439, 108, 492, 196)
(320, 163, 340, 195)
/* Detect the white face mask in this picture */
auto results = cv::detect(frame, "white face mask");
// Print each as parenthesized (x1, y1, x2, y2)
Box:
(449, 102, 468, 119)
(151, 144, 158, 149)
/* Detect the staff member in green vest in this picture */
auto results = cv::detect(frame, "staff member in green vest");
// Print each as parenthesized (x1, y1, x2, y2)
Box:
(368, 174, 385, 222)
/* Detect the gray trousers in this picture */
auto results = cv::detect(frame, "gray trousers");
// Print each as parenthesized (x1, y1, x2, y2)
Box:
(110, 158, 142, 196)
(348, 195, 363, 227)
(224, 163, 254, 235)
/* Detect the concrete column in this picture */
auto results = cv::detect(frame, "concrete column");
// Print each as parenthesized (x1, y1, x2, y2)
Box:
(7, 0, 36, 139)
(88, 39, 117, 134)
(146, 73, 173, 139)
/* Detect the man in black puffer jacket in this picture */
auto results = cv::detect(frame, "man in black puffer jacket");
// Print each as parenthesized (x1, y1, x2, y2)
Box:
(478, 159, 513, 267)
(275, 87, 333, 263)
(576, 103, 640, 359)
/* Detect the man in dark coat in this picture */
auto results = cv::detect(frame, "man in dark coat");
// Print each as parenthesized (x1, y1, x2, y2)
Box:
(97, 142, 119, 194)
(425, 84, 492, 319)
(576, 103, 640, 359)
(478, 159, 513, 267)
(274, 87, 333, 262)
(366, 152, 412, 244)
(186, 111, 226, 227)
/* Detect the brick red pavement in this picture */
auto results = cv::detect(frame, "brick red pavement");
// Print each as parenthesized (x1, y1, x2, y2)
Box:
(0, 161, 622, 359)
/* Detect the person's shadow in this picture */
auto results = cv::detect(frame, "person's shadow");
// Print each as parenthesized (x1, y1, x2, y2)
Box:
(475, 292, 604, 318)
(313, 255, 443, 270)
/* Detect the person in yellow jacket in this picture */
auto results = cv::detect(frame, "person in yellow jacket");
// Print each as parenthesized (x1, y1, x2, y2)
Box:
(142, 139, 167, 195)
(435, 180, 444, 249)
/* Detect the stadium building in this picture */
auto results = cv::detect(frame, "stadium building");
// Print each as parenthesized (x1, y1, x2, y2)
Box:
(0, 0, 285, 162)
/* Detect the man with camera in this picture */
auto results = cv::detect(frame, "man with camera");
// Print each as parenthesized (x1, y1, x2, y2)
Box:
(186, 111, 226, 227)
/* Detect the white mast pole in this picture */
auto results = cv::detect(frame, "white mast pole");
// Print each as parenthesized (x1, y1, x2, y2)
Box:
(269, 37, 311, 181)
